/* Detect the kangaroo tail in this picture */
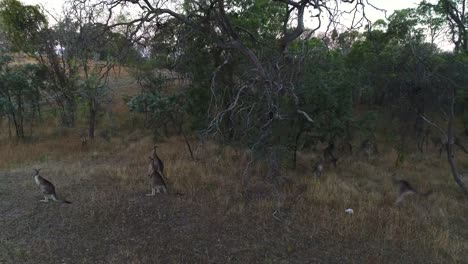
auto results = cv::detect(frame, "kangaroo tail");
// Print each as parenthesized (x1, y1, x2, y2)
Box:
(52, 195, 72, 204)
(156, 173, 182, 196)
(161, 175, 168, 189)
(158, 171, 170, 189)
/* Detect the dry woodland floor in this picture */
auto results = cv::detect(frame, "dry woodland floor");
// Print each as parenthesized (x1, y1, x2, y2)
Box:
(0, 132, 467, 263)
(0, 67, 467, 263)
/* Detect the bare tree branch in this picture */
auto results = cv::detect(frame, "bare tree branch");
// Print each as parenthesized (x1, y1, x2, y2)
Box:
(419, 114, 448, 141)
(297, 110, 314, 123)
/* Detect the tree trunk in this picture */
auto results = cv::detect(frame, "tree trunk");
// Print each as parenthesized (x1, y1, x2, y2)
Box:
(293, 129, 304, 169)
(171, 117, 195, 160)
(181, 129, 195, 160)
(88, 101, 96, 140)
(12, 113, 20, 138)
(68, 99, 76, 127)
(8, 107, 20, 138)
(7, 115, 12, 139)
(61, 98, 76, 127)
(17, 94, 24, 138)
(37, 94, 42, 121)
(463, 101, 468, 136)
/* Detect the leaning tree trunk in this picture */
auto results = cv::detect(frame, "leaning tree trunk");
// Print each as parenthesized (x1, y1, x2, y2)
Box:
(171, 117, 195, 160)
(181, 128, 195, 160)
(7, 94, 21, 138)
(292, 126, 305, 169)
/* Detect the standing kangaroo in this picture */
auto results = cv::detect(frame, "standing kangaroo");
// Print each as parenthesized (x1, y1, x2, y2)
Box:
(312, 160, 324, 177)
(33, 169, 71, 204)
(430, 136, 446, 158)
(391, 173, 431, 205)
(145, 146, 183, 196)
(146, 144, 166, 196)
(79, 129, 88, 150)
(360, 138, 378, 160)
(80, 135, 87, 149)
(151, 145, 165, 177)
(146, 157, 168, 195)
(323, 142, 338, 168)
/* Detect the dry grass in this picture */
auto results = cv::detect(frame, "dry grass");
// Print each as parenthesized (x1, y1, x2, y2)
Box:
(1, 131, 467, 262)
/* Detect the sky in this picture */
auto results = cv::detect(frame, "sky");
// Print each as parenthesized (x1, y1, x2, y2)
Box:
(23, 0, 422, 24)
(23, 0, 445, 48)
(364, 0, 421, 20)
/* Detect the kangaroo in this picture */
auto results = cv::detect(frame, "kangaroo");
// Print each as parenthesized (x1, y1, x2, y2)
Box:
(146, 157, 168, 196)
(150, 145, 165, 177)
(323, 142, 338, 168)
(80, 135, 87, 149)
(312, 160, 324, 177)
(79, 129, 88, 149)
(32, 169, 71, 204)
(391, 173, 431, 205)
(146, 146, 184, 196)
(360, 138, 378, 160)
(430, 136, 445, 158)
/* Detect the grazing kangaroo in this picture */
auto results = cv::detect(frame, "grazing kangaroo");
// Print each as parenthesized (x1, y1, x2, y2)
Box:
(32, 169, 71, 204)
(146, 157, 168, 196)
(391, 173, 431, 205)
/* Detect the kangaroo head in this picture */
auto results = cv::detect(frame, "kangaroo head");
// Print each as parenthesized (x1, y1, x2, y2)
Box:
(32, 168, 41, 176)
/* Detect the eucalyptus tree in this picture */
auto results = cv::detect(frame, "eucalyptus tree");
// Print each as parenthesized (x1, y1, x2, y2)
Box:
(0, 0, 47, 54)
(60, 1, 129, 140)
(0, 0, 80, 127)
(434, 0, 467, 53)
(85, 0, 378, 181)
(0, 51, 46, 138)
